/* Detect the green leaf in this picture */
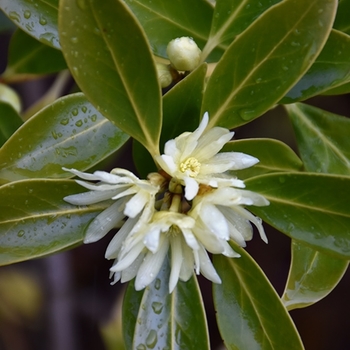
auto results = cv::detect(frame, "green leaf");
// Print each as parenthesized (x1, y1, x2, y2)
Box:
(0, 102, 23, 147)
(202, 0, 337, 129)
(321, 81, 350, 95)
(0, 179, 107, 266)
(282, 240, 349, 310)
(124, 0, 218, 61)
(162, 64, 207, 149)
(334, 0, 350, 35)
(213, 246, 304, 350)
(202, 0, 283, 60)
(285, 103, 350, 175)
(3, 29, 66, 77)
(0, 93, 129, 184)
(123, 258, 209, 350)
(283, 101, 350, 310)
(281, 30, 350, 103)
(59, 0, 162, 156)
(246, 172, 350, 259)
(222, 138, 303, 179)
(0, 0, 60, 49)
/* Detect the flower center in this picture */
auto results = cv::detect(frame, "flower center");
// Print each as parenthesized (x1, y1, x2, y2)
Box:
(179, 157, 201, 177)
(167, 224, 181, 237)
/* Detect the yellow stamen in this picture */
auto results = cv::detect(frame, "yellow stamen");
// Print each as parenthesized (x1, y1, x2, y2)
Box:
(179, 157, 201, 177)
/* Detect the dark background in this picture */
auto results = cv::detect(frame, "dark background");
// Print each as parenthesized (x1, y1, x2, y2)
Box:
(1, 12, 350, 350)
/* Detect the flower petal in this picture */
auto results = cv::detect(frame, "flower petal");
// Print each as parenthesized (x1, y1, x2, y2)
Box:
(197, 245, 222, 283)
(135, 238, 169, 290)
(64, 188, 119, 205)
(169, 235, 183, 293)
(184, 176, 199, 200)
(84, 200, 124, 243)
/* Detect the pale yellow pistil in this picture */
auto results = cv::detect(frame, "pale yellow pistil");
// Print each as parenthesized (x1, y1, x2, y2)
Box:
(179, 157, 201, 177)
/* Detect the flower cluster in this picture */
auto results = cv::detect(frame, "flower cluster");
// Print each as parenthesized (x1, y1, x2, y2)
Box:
(64, 113, 269, 293)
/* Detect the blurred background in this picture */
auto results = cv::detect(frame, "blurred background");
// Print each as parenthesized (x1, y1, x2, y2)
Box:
(1, 11, 350, 350)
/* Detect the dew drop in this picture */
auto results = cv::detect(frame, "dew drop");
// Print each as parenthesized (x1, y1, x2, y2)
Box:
(72, 108, 79, 116)
(151, 301, 163, 314)
(28, 188, 34, 194)
(17, 230, 25, 237)
(279, 176, 286, 183)
(255, 78, 262, 83)
(238, 108, 255, 121)
(81, 106, 87, 113)
(136, 345, 146, 350)
(154, 278, 161, 290)
(90, 114, 97, 122)
(9, 12, 20, 22)
(60, 118, 69, 125)
(39, 17, 47, 25)
(282, 65, 289, 71)
(70, 36, 78, 44)
(146, 330, 158, 349)
(24, 10, 31, 19)
(75, 120, 83, 127)
(52, 131, 58, 139)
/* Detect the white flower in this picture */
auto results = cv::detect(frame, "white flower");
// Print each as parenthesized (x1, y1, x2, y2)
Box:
(189, 186, 269, 255)
(166, 36, 201, 71)
(62, 115, 270, 294)
(156, 112, 259, 200)
(63, 167, 160, 243)
(107, 210, 221, 293)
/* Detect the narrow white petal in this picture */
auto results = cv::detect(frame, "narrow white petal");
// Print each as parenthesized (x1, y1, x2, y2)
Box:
(64, 188, 118, 205)
(124, 190, 149, 218)
(197, 245, 221, 284)
(233, 206, 268, 243)
(110, 241, 145, 272)
(194, 129, 233, 160)
(84, 200, 124, 243)
(184, 176, 199, 200)
(200, 203, 229, 240)
(75, 179, 126, 191)
(179, 243, 194, 282)
(169, 235, 183, 293)
(105, 216, 139, 259)
(120, 252, 145, 283)
(143, 227, 161, 253)
(181, 228, 200, 250)
(135, 238, 169, 290)
(157, 154, 177, 175)
(63, 167, 113, 181)
(236, 189, 270, 206)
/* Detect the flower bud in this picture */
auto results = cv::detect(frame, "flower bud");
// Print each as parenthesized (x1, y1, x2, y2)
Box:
(155, 63, 173, 88)
(166, 37, 201, 71)
(0, 83, 21, 113)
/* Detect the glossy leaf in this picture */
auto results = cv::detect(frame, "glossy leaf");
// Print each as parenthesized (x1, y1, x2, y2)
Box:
(282, 241, 348, 310)
(0, 179, 108, 265)
(281, 30, 350, 103)
(222, 138, 303, 179)
(213, 245, 304, 350)
(0, 0, 60, 49)
(59, 0, 161, 156)
(246, 172, 350, 259)
(162, 64, 207, 149)
(0, 102, 23, 147)
(285, 103, 350, 176)
(0, 93, 129, 184)
(124, 0, 218, 61)
(321, 81, 350, 95)
(202, 0, 337, 129)
(123, 258, 209, 350)
(3, 29, 66, 77)
(334, 0, 350, 35)
(202, 0, 282, 60)
(283, 101, 350, 310)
